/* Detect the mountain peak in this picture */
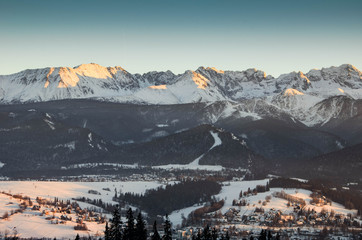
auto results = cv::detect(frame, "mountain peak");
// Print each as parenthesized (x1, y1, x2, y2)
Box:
(186, 71, 210, 89)
(1, 63, 361, 104)
(74, 63, 103, 69)
(206, 67, 224, 74)
(283, 88, 304, 96)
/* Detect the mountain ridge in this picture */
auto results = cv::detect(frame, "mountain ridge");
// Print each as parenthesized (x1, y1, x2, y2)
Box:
(1, 63, 362, 128)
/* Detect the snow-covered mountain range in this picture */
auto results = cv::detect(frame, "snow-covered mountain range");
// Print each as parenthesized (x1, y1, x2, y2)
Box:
(1, 64, 362, 180)
(1, 63, 362, 127)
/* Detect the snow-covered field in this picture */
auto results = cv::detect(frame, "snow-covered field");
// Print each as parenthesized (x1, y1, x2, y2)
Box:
(0, 181, 169, 238)
(0, 181, 166, 204)
(0, 193, 104, 238)
(0, 179, 358, 237)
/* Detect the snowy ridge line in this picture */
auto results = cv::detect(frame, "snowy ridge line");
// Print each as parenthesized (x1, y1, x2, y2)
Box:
(1, 64, 362, 127)
(1, 63, 362, 106)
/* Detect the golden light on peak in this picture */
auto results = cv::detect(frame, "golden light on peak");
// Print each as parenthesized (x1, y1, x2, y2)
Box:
(191, 71, 209, 89)
(298, 71, 310, 84)
(149, 85, 167, 90)
(284, 88, 304, 96)
(44, 67, 54, 88)
(207, 67, 224, 74)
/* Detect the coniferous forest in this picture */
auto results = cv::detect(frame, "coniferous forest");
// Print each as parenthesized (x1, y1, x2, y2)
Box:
(115, 180, 221, 218)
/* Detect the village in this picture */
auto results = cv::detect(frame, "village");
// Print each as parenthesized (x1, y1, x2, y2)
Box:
(0, 191, 107, 238)
(175, 186, 362, 239)
(0, 177, 361, 239)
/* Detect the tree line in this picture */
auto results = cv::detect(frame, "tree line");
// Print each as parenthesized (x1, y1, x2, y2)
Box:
(115, 180, 221, 218)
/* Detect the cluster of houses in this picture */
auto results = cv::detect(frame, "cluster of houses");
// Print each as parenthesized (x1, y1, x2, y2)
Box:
(31, 197, 106, 228)
(176, 206, 361, 239)
(219, 205, 359, 228)
(175, 189, 362, 239)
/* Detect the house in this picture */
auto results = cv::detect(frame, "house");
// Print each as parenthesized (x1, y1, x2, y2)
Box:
(32, 205, 41, 211)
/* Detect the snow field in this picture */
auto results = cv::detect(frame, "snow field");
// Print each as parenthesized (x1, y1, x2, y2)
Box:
(0, 181, 173, 238)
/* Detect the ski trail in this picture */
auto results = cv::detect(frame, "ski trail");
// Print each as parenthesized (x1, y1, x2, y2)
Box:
(189, 131, 222, 165)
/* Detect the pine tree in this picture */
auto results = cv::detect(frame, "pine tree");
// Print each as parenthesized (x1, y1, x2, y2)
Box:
(135, 212, 147, 240)
(114, 188, 118, 199)
(124, 208, 135, 240)
(104, 222, 110, 240)
(109, 205, 122, 240)
(276, 232, 281, 240)
(259, 229, 266, 240)
(196, 229, 202, 240)
(267, 230, 272, 240)
(163, 214, 172, 240)
(151, 221, 161, 240)
(225, 231, 230, 240)
(75, 234, 80, 240)
(202, 225, 211, 240)
(211, 228, 217, 240)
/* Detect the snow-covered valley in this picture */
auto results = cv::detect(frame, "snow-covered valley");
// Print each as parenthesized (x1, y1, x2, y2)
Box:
(0, 181, 170, 238)
(0, 179, 359, 238)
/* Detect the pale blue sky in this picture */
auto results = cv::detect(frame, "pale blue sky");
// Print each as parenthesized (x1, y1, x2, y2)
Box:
(0, 0, 361, 77)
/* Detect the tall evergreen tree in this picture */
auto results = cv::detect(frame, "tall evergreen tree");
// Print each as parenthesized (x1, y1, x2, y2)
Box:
(114, 188, 118, 199)
(276, 232, 281, 240)
(225, 231, 230, 240)
(75, 234, 80, 240)
(151, 221, 161, 240)
(109, 205, 122, 240)
(124, 208, 135, 240)
(104, 222, 110, 240)
(135, 212, 147, 240)
(211, 227, 218, 240)
(162, 214, 172, 240)
(259, 229, 266, 240)
(196, 229, 202, 240)
(202, 225, 211, 240)
(267, 230, 272, 240)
